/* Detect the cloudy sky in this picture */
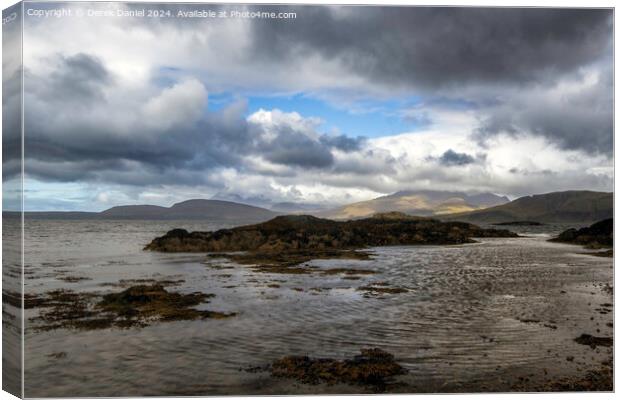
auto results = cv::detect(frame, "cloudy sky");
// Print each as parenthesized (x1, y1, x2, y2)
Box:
(5, 3, 613, 211)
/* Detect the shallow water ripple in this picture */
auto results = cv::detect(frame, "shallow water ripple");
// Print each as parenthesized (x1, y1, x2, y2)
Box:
(19, 220, 613, 396)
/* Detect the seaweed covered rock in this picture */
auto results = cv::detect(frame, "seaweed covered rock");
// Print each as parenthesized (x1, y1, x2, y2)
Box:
(145, 212, 517, 253)
(574, 334, 613, 349)
(28, 284, 235, 331)
(96, 284, 228, 322)
(550, 218, 613, 248)
(270, 348, 406, 390)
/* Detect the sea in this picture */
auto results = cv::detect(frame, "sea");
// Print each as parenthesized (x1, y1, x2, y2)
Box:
(3, 219, 613, 396)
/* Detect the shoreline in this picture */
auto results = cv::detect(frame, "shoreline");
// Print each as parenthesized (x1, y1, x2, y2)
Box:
(18, 227, 613, 396)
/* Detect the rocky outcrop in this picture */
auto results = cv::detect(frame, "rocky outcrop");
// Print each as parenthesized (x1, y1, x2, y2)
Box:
(145, 212, 517, 253)
(550, 218, 613, 248)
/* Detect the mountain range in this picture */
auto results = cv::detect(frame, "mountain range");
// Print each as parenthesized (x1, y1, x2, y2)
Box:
(441, 190, 613, 224)
(12, 199, 277, 222)
(10, 190, 612, 224)
(100, 199, 277, 221)
(316, 190, 509, 220)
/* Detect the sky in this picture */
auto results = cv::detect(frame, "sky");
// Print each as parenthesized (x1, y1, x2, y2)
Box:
(2, 3, 614, 211)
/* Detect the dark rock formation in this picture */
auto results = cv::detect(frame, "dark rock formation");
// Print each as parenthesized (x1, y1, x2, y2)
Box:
(145, 212, 518, 253)
(550, 218, 613, 248)
(493, 221, 543, 226)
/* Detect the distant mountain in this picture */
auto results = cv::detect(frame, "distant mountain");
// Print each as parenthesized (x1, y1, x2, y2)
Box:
(14, 190, 613, 224)
(21, 199, 278, 222)
(211, 193, 328, 214)
(101, 199, 277, 221)
(209, 193, 273, 209)
(317, 190, 509, 220)
(270, 202, 327, 213)
(100, 205, 168, 219)
(441, 191, 613, 224)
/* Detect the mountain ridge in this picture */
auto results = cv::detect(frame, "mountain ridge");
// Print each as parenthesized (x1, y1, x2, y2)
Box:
(10, 190, 612, 224)
(316, 190, 509, 220)
(14, 199, 278, 221)
(440, 190, 612, 224)
(102, 199, 278, 221)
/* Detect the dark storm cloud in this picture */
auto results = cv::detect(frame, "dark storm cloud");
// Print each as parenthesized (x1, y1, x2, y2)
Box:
(438, 149, 476, 166)
(44, 53, 111, 104)
(25, 102, 247, 169)
(474, 63, 613, 155)
(21, 57, 248, 183)
(259, 131, 334, 168)
(18, 5, 613, 195)
(247, 6, 612, 89)
(18, 53, 366, 184)
(21, 107, 348, 184)
(3, 5, 24, 181)
(22, 108, 252, 184)
(2, 69, 22, 179)
(476, 103, 613, 155)
(244, 6, 613, 156)
(251, 121, 364, 169)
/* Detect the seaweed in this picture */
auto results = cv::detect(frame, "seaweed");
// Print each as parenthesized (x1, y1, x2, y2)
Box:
(574, 334, 613, 349)
(28, 284, 235, 331)
(270, 348, 406, 391)
(357, 286, 408, 295)
(57, 276, 92, 283)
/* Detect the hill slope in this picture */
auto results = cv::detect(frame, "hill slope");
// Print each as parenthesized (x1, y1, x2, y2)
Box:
(442, 191, 612, 224)
(317, 190, 509, 220)
(100, 205, 168, 219)
(100, 199, 278, 221)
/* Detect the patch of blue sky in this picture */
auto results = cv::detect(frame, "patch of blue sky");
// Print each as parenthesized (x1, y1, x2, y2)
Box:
(153, 68, 437, 138)
(210, 92, 431, 138)
(248, 94, 427, 138)
(22, 180, 100, 212)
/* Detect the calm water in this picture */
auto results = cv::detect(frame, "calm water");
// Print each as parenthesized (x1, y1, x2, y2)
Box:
(15, 219, 613, 396)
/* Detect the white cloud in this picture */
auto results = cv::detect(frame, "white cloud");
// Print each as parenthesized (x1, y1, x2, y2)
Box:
(15, 4, 613, 211)
(142, 79, 207, 130)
